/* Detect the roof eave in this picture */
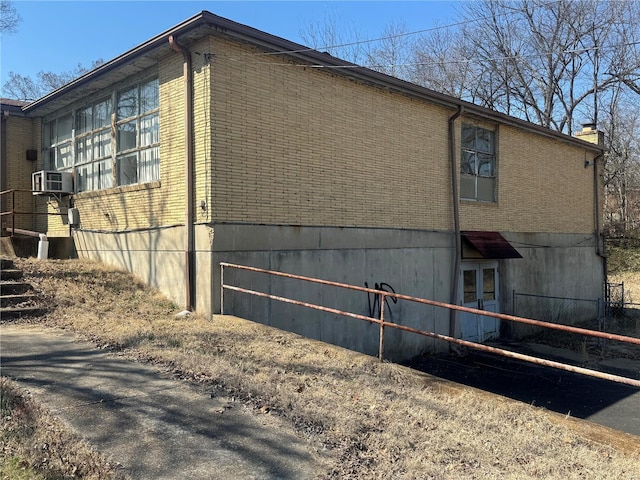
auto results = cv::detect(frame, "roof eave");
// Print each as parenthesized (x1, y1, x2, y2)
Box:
(23, 11, 211, 115)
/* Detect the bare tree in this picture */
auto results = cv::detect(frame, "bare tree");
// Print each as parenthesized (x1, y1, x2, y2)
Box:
(299, 10, 368, 65)
(409, 24, 487, 102)
(2, 60, 104, 101)
(0, 0, 21, 33)
(602, 90, 640, 233)
(300, 14, 417, 79)
(365, 21, 414, 79)
(410, 0, 640, 135)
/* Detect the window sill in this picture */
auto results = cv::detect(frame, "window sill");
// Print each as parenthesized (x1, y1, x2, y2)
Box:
(74, 181, 161, 199)
(461, 198, 498, 206)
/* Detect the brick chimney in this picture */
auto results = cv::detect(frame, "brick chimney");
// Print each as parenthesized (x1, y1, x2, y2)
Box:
(575, 122, 604, 146)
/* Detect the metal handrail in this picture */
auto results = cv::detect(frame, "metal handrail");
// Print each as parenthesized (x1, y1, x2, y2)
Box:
(0, 189, 60, 236)
(220, 262, 640, 388)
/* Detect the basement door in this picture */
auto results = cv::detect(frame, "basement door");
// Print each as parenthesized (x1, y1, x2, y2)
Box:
(459, 262, 499, 342)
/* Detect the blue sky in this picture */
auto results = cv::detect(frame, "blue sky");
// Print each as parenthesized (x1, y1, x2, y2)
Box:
(1, 1, 461, 93)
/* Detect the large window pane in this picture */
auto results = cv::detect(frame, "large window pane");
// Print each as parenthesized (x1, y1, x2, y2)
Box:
(117, 121, 137, 152)
(96, 159, 113, 189)
(140, 79, 158, 112)
(94, 129, 111, 159)
(461, 125, 475, 149)
(478, 153, 495, 177)
(56, 142, 72, 169)
(117, 87, 138, 120)
(76, 135, 93, 163)
(57, 115, 72, 142)
(76, 107, 92, 134)
(94, 99, 111, 128)
(76, 164, 92, 192)
(43, 148, 54, 170)
(117, 154, 138, 186)
(461, 151, 476, 175)
(476, 128, 494, 153)
(138, 147, 159, 183)
(140, 114, 158, 147)
(44, 122, 53, 145)
(477, 176, 495, 202)
(460, 174, 476, 200)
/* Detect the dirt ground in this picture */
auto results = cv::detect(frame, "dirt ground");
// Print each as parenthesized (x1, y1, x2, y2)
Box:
(3, 258, 640, 479)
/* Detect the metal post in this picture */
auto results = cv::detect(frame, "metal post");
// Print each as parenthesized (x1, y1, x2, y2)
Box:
(220, 263, 225, 315)
(378, 292, 386, 361)
(11, 190, 15, 237)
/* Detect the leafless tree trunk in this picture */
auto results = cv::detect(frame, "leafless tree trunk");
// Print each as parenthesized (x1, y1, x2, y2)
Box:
(602, 89, 640, 234)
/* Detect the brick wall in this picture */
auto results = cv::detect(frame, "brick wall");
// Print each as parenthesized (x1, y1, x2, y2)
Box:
(460, 123, 597, 234)
(2, 115, 40, 232)
(209, 37, 599, 235)
(209, 38, 453, 231)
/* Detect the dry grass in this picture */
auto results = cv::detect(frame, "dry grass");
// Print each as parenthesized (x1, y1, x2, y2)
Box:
(0, 377, 124, 480)
(6, 258, 640, 479)
(609, 271, 640, 304)
(607, 244, 640, 302)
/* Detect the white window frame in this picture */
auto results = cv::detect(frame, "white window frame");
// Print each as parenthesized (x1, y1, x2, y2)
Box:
(460, 124, 497, 202)
(42, 76, 159, 193)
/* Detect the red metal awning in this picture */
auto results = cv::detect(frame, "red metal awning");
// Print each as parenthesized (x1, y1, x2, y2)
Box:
(461, 231, 523, 259)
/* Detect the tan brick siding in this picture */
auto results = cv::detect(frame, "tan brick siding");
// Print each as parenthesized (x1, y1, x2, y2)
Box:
(209, 38, 453, 230)
(2, 116, 41, 232)
(460, 123, 597, 234)
(193, 37, 214, 225)
(208, 37, 598, 235)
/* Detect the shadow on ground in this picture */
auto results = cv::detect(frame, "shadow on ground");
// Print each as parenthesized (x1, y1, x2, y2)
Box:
(404, 341, 640, 437)
(0, 325, 324, 480)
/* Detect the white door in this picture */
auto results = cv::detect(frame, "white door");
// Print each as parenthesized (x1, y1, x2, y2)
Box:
(459, 262, 499, 342)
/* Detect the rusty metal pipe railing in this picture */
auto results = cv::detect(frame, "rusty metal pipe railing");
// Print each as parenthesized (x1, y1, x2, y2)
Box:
(0, 189, 38, 194)
(0, 211, 67, 216)
(222, 284, 378, 324)
(219, 262, 640, 388)
(220, 262, 640, 347)
(0, 189, 67, 237)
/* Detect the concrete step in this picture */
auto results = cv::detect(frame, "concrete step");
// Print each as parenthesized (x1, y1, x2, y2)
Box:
(0, 282, 32, 295)
(0, 258, 15, 269)
(0, 293, 40, 308)
(0, 306, 47, 319)
(0, 261, 47, 319)
(1, 269, 23, 281)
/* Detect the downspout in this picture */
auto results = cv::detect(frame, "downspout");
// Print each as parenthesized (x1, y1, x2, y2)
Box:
(593, 151, 607, 299)
(448, 105, 464, 341)
(593, 152, 604, 257)
(169, 35, 195, 311)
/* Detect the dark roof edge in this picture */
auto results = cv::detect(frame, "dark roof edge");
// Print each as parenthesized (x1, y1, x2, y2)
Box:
(1, 98, 31, 117)
(23, 10, 603, 153)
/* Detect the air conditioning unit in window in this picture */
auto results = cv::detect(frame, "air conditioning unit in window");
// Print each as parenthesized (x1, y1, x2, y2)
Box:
(32, 170, 73, 195)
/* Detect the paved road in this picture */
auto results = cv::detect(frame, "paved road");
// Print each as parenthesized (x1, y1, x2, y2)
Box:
(0, 324, 325, 480)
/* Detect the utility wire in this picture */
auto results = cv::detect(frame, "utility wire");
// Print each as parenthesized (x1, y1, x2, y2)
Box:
(245, 40, 640, 72)
(226, 0, 564, 58)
